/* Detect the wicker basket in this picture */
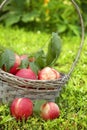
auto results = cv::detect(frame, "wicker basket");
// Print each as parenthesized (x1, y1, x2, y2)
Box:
(0, 0, 85, 103)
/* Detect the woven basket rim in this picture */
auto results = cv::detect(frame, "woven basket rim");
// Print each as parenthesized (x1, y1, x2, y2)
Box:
(0, 68, 68, 83)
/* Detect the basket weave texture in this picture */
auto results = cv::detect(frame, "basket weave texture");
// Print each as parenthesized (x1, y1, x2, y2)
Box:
(0, 69, 69, 102)
(0, 0, 85, 103)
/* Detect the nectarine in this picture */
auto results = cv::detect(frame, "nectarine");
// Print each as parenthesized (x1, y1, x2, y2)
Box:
(10, 98, 33, 120)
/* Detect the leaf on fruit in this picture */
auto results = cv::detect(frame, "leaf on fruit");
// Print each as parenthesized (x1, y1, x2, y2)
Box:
(19, 58, 29, 69)
(46, 32, 62, 66)
(34, 49, 46, 69)
(0, 49, 15, 71)
(33, 100, 47, 115)
(29, 61, 39, 75)
(29, 49, 46, 74)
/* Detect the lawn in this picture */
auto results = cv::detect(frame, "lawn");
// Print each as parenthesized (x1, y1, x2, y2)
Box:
(0, 25, 87, 130)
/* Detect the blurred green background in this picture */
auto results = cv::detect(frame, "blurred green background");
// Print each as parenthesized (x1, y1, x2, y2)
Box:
(0, 0, 86, 36)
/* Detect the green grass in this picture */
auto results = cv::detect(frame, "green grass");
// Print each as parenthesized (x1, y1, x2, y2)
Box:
(0, 25, 87, 130)
(0, 25, 50, 54)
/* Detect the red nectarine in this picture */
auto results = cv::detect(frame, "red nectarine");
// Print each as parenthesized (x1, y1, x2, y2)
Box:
(40, 102, 60, 120)
(10, 98, 33, 120)
(15, 68, 37, 80)
(9, 53, 21, 74)
(38, 67, 60, 80)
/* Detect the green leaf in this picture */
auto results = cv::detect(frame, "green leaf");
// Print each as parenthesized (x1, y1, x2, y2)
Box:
(0, 49, 15, 71)
(46, 32, 62, 66)
(34, 49, 46, 69)
(33, 100, 47, 115)
(29, 62, 39, 75)
(2, 12, 21, 26)
(29, 49, 46, 74)
(57, 24, 67, 33)
(69, 24, 80, 36)
(22, 10, 39, 23)
(19, 58, 29, 69)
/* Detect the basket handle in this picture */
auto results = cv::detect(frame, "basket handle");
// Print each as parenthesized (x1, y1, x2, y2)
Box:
(0, 0, 8, 10)
(68, 0, 85, 77)
(0, 0, 85, 77)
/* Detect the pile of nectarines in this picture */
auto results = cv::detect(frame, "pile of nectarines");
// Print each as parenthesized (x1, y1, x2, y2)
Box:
(1, 51, 61, 81)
